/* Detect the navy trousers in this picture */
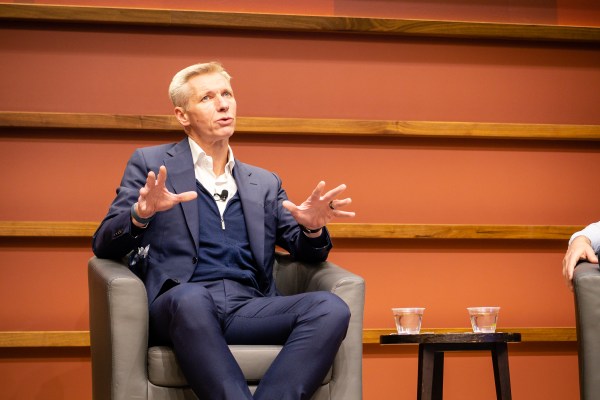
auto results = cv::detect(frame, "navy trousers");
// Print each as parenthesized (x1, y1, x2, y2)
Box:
(149, 279, 351, 400)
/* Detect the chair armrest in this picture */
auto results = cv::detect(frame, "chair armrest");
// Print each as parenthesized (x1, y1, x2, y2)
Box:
(274, 252, 364, 294)
(573, 262, 600, 400)
(274, 252, 365, 400)
(88, 256, 149, 400)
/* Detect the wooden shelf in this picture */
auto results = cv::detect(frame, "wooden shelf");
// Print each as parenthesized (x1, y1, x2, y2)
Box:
(0, 327, 576, 348)
(0, 221, 583, 240)
(0, 331, 90, 348)
(328, 223, 582, 240)
(2, 112, 600, 141)
(0, 3, 599, 43)
(0, 221, 99, 238)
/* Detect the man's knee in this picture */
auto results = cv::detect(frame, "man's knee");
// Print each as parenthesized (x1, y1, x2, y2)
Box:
(310, 291, 351, 328)
(330, 294, 351, 330)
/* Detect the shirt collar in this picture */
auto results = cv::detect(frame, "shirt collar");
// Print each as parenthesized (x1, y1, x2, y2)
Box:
(188, 137, 236, 175)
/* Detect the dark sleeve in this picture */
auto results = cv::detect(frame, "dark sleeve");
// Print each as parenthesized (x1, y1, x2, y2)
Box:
(92, 149, 151, 259)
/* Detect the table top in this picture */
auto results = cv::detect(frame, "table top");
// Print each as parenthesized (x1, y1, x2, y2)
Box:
(380, 332, 521, 345)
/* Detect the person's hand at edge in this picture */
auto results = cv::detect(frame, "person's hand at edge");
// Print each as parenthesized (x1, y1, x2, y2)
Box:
(563, 235, 599, 291)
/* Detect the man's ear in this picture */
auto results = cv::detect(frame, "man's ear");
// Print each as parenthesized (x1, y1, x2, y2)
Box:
(174, 107, 190, 127)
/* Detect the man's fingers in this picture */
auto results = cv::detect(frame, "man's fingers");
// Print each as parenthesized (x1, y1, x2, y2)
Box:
(282, 200, 297, 213)
(566, 261, 575, 290)
(309, 181, 326, 200)
(177, 191, 198, 203)
(139, 185, 149, 198)
(156, 166, 168, 187)
(322, 184, 347, 201)
(332, 210, 356, 218)
(146, 170, 157, 187)
(307, 181, 350, 204)
(568, 252, 582, 279)
(331, 197, 352, 209)
(587, 248, 599, 263)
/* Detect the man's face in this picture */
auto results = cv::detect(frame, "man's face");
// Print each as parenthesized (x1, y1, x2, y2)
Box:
(177, 72, 237, 147)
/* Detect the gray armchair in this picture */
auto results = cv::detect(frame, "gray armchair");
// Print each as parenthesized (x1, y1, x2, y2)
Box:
(573, 261, 600, 400)
(88, 253, 365, 400)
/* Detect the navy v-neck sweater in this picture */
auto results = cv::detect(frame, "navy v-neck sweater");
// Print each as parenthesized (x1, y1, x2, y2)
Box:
(190, 181, 259, 289)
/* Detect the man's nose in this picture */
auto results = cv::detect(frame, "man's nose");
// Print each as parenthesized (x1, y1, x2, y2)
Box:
(216, 95, 229, 111)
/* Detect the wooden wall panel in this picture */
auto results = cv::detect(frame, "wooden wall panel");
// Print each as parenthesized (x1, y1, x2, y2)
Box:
(0, 348, 91, 400)
(1, 26, 599, 123)
(1, 133, 599, 224)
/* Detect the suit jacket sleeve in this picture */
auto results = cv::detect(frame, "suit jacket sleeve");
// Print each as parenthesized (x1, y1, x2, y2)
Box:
(92, 148, 152, 259)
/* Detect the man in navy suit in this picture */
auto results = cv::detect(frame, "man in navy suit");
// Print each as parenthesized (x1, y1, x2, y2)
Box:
(93, 62, 355, 399)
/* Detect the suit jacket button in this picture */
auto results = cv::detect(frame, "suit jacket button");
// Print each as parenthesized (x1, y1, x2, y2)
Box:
(192, 257, 198, 264)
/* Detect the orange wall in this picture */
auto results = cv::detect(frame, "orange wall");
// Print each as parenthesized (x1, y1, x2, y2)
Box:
(1, 1, 600, 399)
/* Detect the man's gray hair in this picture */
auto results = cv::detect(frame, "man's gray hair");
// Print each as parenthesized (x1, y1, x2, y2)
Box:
(168, 62, 232, 109)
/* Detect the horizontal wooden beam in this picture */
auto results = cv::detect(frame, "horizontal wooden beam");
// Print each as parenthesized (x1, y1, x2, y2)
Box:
(0, 328, 576, 348)
(0, 3, 599, 43)
(2, 112, 600, 141)
(328, 223, 582, 240)
(0, 112, 181, 132)
(0, 221, 582, 240)
(0, 221, 99, 238)
(0, 331, 90, 348)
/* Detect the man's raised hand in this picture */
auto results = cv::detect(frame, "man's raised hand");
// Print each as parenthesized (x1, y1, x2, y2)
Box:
(282, 181, 355, 230)
(135, 166, 198, 220)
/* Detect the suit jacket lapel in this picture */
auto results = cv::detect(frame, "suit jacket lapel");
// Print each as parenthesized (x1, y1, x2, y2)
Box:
(234, 162, 266, 270)
(164, 138, 199, 248)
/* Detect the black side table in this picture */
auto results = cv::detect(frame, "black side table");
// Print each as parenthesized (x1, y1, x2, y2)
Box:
(380, 332, 521, 400)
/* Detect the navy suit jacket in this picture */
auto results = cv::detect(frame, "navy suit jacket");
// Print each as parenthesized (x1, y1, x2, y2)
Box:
(93, 138, 332, 304)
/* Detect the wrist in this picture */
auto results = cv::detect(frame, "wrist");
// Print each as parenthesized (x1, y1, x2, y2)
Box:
(131, 203, 155, 226)
(572, 234, 592, 248)
(299, 225, 323, 235)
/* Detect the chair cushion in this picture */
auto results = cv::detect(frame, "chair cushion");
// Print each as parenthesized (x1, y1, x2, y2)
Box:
(148, 345, 332, 387)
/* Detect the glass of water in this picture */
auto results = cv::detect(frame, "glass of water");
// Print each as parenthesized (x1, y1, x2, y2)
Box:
(467, 307, 500, 333)
(392, 308, 425, 334)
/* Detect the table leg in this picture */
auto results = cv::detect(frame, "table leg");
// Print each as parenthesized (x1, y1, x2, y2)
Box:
(418, 344, 445, 400)
(418, 344, 434, 400)
(432, 350, 444, 400)
(491, 342, 512, 400)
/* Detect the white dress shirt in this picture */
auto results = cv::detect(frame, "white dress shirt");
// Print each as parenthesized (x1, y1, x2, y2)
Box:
(188, 137, 238, 217)
(570, 221, 600, 253)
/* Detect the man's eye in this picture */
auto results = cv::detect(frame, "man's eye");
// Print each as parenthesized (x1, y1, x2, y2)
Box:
(200, 95, 210, 102)
(223, 91, 233, 97)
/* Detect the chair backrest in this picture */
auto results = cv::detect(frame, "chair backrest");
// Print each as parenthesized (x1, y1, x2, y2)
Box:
(573, 262, 600, 400)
